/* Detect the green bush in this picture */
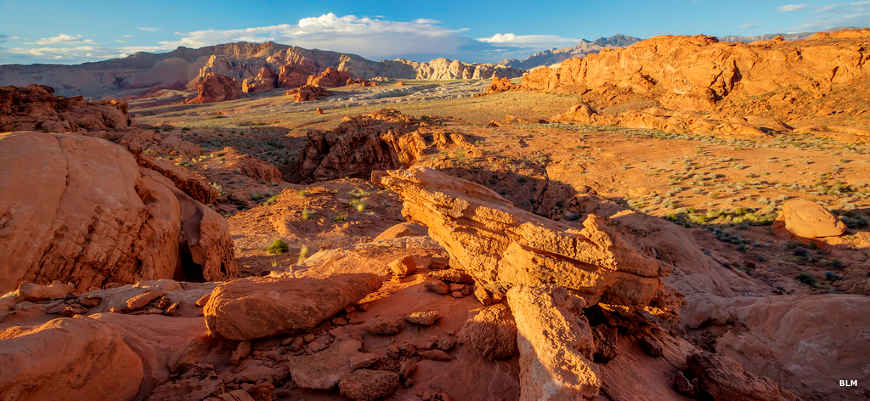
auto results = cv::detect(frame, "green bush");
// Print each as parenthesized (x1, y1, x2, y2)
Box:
(265, 239, 289, 255)
(795, 273, 818, 288)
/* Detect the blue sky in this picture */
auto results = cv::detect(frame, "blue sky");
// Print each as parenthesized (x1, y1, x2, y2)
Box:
(0, 0, 867, 64)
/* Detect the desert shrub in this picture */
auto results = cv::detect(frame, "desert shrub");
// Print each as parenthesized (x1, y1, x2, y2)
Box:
(301, 208, 313, 220)
(297, 244, 310, 264)
(795, 273, 818, 287)
(266, 239, 289, 255)
(349, 199, 366, 212)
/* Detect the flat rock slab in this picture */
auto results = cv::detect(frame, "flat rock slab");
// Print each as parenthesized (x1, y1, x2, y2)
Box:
(204, 273, 381, 340)
(287, 339, 378, 390)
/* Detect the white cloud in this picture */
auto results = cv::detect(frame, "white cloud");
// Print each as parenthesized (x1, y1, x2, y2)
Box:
(150, 13, 468, 59)
(778, 4, 808, 12)
(1, 13, 591, 64)
(34, 33, 95, 45)
(137, 27, 159, 32)
(476, 33, 580, 48)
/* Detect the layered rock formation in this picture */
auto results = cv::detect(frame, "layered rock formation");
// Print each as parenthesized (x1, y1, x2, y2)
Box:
(0, 132, 237, 293)
(240, 66, 277, 94)
(524, 30, 870, 137)
(379, 166, 673, 399)
(295, 109, 472, 182)
(379, 166, 668, 305)
(185, 73, 243, 104)
(0, 84, 130, 132)
(401, 58, 523, 80)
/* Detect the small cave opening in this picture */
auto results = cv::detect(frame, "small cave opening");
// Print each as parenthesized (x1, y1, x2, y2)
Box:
(175, 244, 206, 282)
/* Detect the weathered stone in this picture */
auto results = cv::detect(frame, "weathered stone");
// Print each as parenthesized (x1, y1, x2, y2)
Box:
(204, 274, 381, 340)
(338, 369, 400, 401)
(507, 286, 600, 400)
(458, 303, 518, 360)
(405, 311, 440, 326)
(287, 339, 378, 390)
(0, 317, 144, 401)
(379, 166, 666, 306)
(780, 199, 847, 238)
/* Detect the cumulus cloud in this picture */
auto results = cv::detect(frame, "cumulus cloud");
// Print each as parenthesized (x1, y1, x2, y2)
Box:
(1, 13, 588, 64)
(148, 13, 468, 59)
(476, 33, 580, 49)
(34, 33, 95, 45)
(778, 4, 808, 12)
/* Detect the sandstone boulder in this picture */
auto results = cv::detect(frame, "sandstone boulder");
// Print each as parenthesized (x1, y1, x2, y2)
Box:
(186, 73, 243, 104)
(296, 109, 470, 182)
(306, 67, 353, 88)
(203, 274, 381, 340)
(507, 286, 601, 400)
(458, 303, 518, 360)
(485, 77, 519, 94)
(687, 352, 799, 401)
(378, 166, 666, 306)
(779, 199, 847, 238)
(683, 294, 870, 401)
(0, 132, 237, 293)
(338, 369, 400, 401)
(0, 84, 130, 132)
(0, 317, 144, 401)
(287, 84, 331, 102)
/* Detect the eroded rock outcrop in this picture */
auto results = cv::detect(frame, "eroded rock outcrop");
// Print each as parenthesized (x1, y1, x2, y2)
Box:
(241, 66, 277, 94)
(286, 84, 331, 102)
(186, 73, 243, 104)
(526, 30, 870, 137)
(0, 132, 237, 293)
(379, 166, 668, 305)
(0, 84, 130, 132)
(484, 77, 520, 94)
(306, 66, 353, 88)
(379, 166, 673, 399)
(403, 58, 524, 80)
(296, 109, 471, 182)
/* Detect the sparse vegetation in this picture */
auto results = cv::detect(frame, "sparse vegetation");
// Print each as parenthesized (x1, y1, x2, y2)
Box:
(265, 239, 289, 255)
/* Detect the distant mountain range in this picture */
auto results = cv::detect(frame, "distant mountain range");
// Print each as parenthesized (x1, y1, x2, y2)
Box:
(0, 42, 522, 98)
(499, 34, 643, 70)
(717, 26, 864, 43)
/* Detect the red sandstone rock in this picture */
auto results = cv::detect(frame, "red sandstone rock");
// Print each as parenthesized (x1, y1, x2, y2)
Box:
(0, 85, 130, 132)
(778, 198, 846, 238)
(241, 66, 277, 94)
(0, 132, 237, 293)
(485, 77, 519, 94)
(186, 73, 243, 104)
(458, 303, 518, 360)
(0, 318, 144, 401)
(306, 67, 353, 88)
(296, 109, 470, 182)
(286, 84, 331, 102)
(203, 274, 381, 340)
